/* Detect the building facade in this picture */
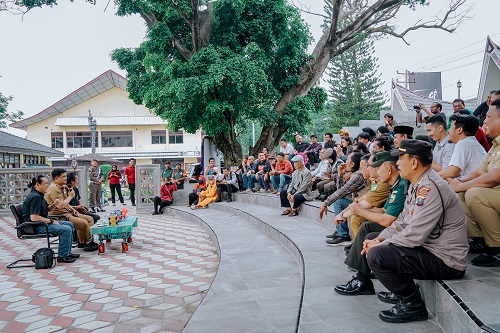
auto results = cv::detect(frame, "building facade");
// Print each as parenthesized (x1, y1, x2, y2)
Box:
(10, 70, 202, 168)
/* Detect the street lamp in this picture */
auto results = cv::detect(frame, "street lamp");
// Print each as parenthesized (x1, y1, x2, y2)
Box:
(457, 80, 462, 99)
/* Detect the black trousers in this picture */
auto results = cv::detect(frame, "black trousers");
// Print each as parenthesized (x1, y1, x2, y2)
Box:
(153, 196, 172, 212)
(344, 222, 386, 277)
(217, 184, 238, 200)
(367, 232, 465, 297)
(280, 190, 306, 209)
(129, 183, 136, 205)
(84, 211, 100, 223)
(189, 192, 199, 206)
(307, 152, 319, 165)
(109, 184, 124, 204)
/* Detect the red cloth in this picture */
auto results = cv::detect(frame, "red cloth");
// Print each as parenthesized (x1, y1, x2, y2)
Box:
(107, 170, 122, 185)
(276, 160, 293, 175)
(475, 127, 490, 152)
(160, 183, 177, 201)
(124, 166, 136, 184)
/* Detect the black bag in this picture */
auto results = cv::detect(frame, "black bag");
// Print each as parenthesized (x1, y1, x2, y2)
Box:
(32, 248, 56, 269)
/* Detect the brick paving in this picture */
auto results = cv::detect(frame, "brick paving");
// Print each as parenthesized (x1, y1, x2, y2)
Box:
(0, 204, 218, 333)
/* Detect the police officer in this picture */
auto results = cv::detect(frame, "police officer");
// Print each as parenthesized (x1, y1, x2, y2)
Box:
(351, 140, 468, 323)
(89, 159, 105, 213)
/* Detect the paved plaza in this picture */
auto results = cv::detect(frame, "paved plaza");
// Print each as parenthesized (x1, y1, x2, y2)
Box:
(0, 204, 218, 333)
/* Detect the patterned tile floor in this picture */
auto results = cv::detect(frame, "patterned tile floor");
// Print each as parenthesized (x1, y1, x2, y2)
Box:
(0, 204, 218, 333)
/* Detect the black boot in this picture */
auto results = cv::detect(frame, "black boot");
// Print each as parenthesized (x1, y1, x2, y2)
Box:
(227, 185, 233, 202)
(215, 185, 222, 203)
(379, 286, 428, 323)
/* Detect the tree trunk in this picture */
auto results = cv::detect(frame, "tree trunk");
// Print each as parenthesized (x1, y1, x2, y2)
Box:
(210, 132, 243, 167)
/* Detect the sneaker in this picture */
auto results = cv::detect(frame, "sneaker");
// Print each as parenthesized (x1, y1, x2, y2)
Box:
(259, 189, 266, 193)
(98, 207, 106, 212)
(69, 253, 80, 259)
(89, 208, 97, 214)
(77, 242, 85, 249)
(190, 203, 196, 210)
(468, 237, 487, 254)
(57, 255, 77, 263)
(244, 189, 252, 193)
(272, 190, 279, 194)
(84, 241, 99, 252)
(326, 236, 352, 246)
(471, 248, 500, 267)
(266, 189, 272, 193)
(326, 232, 338, 239)
(152, 211, 160, 215)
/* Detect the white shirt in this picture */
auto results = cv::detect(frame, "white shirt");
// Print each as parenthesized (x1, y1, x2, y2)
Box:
(448, 136, 487, 178)
(279, 143, 294, 155)
(311, 159, 329, 178)
(433, 135, 454, 169)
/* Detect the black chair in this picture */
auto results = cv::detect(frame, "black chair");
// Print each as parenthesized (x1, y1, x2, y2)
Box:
(7, 204, 55, 269)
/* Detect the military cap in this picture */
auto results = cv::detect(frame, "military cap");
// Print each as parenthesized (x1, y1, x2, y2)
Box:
(370, 151, 399, 167)
(391, 139, 433, 158)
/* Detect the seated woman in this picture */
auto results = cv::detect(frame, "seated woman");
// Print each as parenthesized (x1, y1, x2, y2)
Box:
(22, 175, 78, 263)
(193, 175, 218, 209)
(188, 175, 207, 207)
(153, 179, 177, 215)
(67, 173, 100, 224)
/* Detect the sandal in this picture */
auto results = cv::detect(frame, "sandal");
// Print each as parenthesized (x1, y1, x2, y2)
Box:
(289, 209, 299, 217)
(281, 208, 292, 215)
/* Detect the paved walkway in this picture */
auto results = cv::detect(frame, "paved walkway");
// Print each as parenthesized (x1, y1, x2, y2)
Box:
(0, 204, 218, 333)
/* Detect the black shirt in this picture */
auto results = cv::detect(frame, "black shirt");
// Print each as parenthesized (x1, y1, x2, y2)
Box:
(69, 187, 81, 206)
(323, 141, 336, 150)
(22, 188, 48, 222)
(294, 141, 310, 153)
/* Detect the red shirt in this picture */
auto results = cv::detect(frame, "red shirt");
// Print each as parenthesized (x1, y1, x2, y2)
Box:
(160, 183, 177, 201)
(124, 166, 136, 184)
(276, 160, 293, 175)
(475, 127, 490, 152)
(107, 170, 122, 185)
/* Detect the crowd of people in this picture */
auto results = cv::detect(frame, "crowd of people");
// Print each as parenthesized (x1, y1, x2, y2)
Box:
(21, 90, 500, 324)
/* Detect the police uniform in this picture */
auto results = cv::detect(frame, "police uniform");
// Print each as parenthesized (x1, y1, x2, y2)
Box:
(89, 166, 104, 210)
(367, 141, 468, 299)
(460, 136, 500, 248)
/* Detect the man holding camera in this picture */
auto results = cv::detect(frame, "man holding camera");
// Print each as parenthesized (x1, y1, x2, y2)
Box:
(416, 102, 446, 123)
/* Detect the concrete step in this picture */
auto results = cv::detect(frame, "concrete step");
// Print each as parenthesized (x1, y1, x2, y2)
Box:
(210, 201, 444, 332)
(165, 206, 302, 333)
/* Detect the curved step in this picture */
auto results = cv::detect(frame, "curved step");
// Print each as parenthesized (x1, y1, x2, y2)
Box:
(166, 206, 303, 333)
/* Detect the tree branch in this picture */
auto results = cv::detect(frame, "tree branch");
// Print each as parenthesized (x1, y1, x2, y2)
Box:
(170, 37, 193, 61)
(140, 11, 158, 27)
(171, 0, 191, 25)
(287, 0, 329, 19)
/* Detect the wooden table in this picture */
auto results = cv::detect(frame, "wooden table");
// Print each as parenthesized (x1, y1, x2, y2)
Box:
(90, 216, 138, 254)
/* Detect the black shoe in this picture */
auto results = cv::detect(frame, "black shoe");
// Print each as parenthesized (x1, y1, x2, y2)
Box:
(344, 244, 352, 252)
(468, 237, 487, 254)
(77, 242, 85, 249)
(132, 203, 136, 206)
(158, 209, 164, 214)
(98, 207, 106, 212)
(369, 272, 377, 279)
(326, 236, 351, 246)
(379, 287, 428, 323)
(84, 241, 99, 252)
(471, 249, 500, 267)
(89, 209, 97, 214)
(57, 255, 77, 263)
(215, 198, 222, 203)
(69, 253, 80, 259)
(378, 291, 399, 304)
(226, 198, 233, 202)
(326, 232, 338, 239)
(122, 203, 127, 205)
(334, 276, 375, 296)
(152, 211, 160, 215)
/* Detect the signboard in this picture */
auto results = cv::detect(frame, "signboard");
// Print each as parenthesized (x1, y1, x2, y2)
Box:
(409, 72, 442, 100)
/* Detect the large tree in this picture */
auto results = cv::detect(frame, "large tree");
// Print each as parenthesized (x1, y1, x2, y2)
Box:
(6, 0, 468, 163)
(326, 36, 387, 131)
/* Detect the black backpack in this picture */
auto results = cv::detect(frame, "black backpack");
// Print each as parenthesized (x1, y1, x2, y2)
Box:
(32, 248, 56, 269)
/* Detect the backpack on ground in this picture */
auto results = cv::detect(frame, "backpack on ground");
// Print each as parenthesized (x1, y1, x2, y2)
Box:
(32, 248, 56, 269)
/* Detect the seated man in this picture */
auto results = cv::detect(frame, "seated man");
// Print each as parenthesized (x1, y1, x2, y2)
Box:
(439, 114, 486, 180)
(303, 134, 323, 167)
(280, 155, 313, 217)
(319, 152, 367, 245)
(316, 151, 343, 200)
(339, 140, 467, 324)
(279, 138, 294, 160)
(449, 99, 500, 266)
(270, 152, 293, 194)
(335, 153, 391, 241)
(258, 155, 274, 192)
(22, 175, 78, 263)
(172, 162, 187, 189)
(45, 168, 98, 252)
(242, 155, 257, 192)
(310, 149, 328, 191)
(67, 173, 100, 224)
(216, 167, 239, 202)
(426, 115, 454, 172)
(153, 179, 177, 215)
(243, 153, 270, 192)
(393, 125, 413, 149)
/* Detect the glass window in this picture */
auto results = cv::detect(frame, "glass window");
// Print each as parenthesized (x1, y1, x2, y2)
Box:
(169, 130, 184, 144)
(151, 130, 166, 144)
(101, 131, 133, 147)
(51, 132, 64, 148)
(67, 132, 92, 148)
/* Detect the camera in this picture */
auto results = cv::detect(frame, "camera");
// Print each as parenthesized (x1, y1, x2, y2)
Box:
(413, 105, 421, 110)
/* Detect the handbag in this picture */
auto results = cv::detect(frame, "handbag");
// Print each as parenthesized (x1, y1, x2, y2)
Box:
(32, 248, 56, 269)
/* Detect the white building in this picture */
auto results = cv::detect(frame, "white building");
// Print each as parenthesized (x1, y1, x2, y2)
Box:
(10, 70, 202, 168)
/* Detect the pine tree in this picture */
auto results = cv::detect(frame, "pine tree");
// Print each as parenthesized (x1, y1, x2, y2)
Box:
(326, 36, 387, 132)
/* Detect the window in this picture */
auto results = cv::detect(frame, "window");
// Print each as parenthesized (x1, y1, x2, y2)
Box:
(0, 153, 21, 168)
(67, 132, 92, 148)
(169, 130, 184, 144)
(51, 132, 64, 148)
(151, 130, 166, 144)
(101, 131, 133, 148)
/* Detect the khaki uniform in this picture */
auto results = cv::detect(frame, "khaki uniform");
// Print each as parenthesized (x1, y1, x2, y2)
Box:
(460, 136, 500, 247)
(45, 183, 94, 244)
(89, 166, 103, 209)
(348, 179, 391, 239)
